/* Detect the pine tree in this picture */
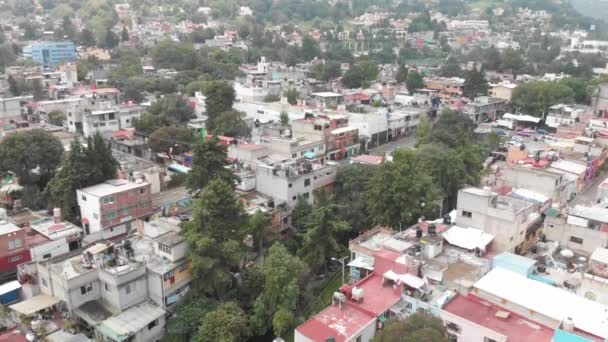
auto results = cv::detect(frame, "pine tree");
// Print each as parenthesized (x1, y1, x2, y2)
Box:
(187, 136, 238, 191)
(8, 75, 20, 96)
(396, 64, 409, 83)
(121, 26, 129, 42)
(463, 68, 489, 99)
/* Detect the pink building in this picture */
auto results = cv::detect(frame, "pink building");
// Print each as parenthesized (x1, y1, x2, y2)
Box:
(77, 180, 153, 240)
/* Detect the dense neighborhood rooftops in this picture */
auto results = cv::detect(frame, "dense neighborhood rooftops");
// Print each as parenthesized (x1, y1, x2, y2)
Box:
(96, 301, 165, 342)
(296, 302, 374, 342)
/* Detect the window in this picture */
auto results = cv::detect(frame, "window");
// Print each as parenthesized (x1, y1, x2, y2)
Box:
(461, 211, 472, 218)
(81, 195, 86, 201)
(355, 336, 362, 342)
(120, 208, 129, 216)
(288, 183, 292, 188)
(8, 239, 22, 250)
(103, 195, 116, 204)
(292, 196, 296, 200)
(304, 178, 311, 187)
(126, 282, 136, 294)
(158, 243, 172, 254)
(446, 322, 461, 333)
(105, 211, 117, 220)
(80, 283, 92, 295)
(105, 282, 110, 292)
(570, 236, 584, 244)
(447, 333, 458, 342)
(163, 270, 176, 281)
(141, 201, 149, 209)
(291, 153, 297, 158)
(140, 188, 146, 194)
(9, 255, 22, 263)
(41, 277, 48, 287)
(178, 263, 189, 272)
(43, 253, 51, 259)
(148, 319, 159, 330)
(484, 338, 498, 342)
(303, 192, 310, 199)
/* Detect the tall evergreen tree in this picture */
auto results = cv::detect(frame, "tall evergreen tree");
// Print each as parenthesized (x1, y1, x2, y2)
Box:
(181, 179, 247, 298)
(121, 26, 129, 42)
(463, 68, 489, 99)
(187, 136, 238, 190)
(396, 64, 409, 83)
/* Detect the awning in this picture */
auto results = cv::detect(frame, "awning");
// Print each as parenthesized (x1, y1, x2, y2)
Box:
(9, 295, 60, 315)
(443, 226, 494, 251)
(383, 270, 425, 289)
(0, 280, 21, 296)
(347, 256, 374, 270)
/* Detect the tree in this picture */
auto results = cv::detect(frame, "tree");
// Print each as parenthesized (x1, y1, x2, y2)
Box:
(32, 79, 45, 101)
(46, 134, 117, 222)
(209, 110, 251, 138)
(0, 130, 63, 189)
(342, 60, 379, 89)
(8, 75, 20, 96)
(47, 110, 65, 126)
(121, 26, 129, 42)
(203, 80, 236, 126)
(248, 210, 271, 253)
(334, 164, 375, 235)
(438, 57, 462, 77)
(301, 36, 321, 61)
(280, 111, 290, 126)
(187, 137, 238, 191)
(182, 179, 246, 298)
(463, 68, 489, 99)
(61, 16, 77, 40)
(396, 64, 409, 83)
(147, 94, 195, 124)
(148, 126, 195, 155)
(298, 191, 350, 273)
(80, 29, 96, 47)
(500, 48, 525, 75)
(373, 312, 448, 342)
(430, 109, 477, 148)
(285, 88, 299, 105)
(406, 70, 424, 93)
(511, 81, 575, 117)
(165, 297, 216, 342)
(195, 302, 250, 342)
(251, 243, 306, 337)
(415, 115, 432, 146)
(104, 29, 119, 49)
(367, 149, 440, 228)
(151, 41, 200, 71)
(559, 77, 590, 104)
(291, 197, 312, 230)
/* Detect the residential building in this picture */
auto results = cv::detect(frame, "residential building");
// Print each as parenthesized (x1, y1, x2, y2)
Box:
(488, 82, 517, 101)
(498, 165, 566, 204)
(77, 180, 154, 240)
(0, 96, 33, 121)
(462, 96, 507, 123)
(423, 77, 465, 99)
(0, 219, 30, 279)
(545, 104, 585, 130)
(255, 156, 336, 206)
(27, 210, 83, 262)
(455, 187, 540, 253)
(308, 92, 343, 108)
(292, 114, 359, 160)
(95, 301, 165, 342)
(544, 205, 608, 254)
(23, 41, 77, 69)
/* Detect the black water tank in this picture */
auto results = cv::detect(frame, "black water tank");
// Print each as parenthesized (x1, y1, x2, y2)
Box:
(428, 224, 437, 236)
(416, 226, 423, 238)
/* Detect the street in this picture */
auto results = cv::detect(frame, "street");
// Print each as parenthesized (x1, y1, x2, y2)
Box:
(571, 170, 608, 206)
(369, 135, 417, 156)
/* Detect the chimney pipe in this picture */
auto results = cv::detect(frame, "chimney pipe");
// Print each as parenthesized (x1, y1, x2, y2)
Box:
(53, 208, 62, 223)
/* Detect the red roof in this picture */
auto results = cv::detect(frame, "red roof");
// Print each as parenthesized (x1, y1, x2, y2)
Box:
(112, 129, 135, 140)
(296, 302, 375, 342)
(443, 294, 555, 341)
(349, 273, 402, 316)
(372, 249, 408, 275)
(0, 329, 28, 342)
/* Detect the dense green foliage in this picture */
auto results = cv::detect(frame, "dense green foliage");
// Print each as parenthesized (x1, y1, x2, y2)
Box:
(373, 312, 448, 342)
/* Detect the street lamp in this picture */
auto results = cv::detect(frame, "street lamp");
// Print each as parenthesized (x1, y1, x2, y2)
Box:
(331, 256, 350, 285)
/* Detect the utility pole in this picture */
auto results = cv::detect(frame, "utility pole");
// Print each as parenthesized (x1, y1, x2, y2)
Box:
(331, 256, 349, 285)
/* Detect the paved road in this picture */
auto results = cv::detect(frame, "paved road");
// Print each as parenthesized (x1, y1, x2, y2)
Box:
(571, 171, 608, 206)
(369, 135, 417, 156)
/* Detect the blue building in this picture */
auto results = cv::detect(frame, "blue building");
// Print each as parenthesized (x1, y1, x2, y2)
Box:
(23, 41, 76, 69)
(0, 280, 20, 305)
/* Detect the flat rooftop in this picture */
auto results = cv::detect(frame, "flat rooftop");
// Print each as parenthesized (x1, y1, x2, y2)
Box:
(474, 268, 608, 339)
(443, 294, 555, 341)
(79, 179, 149, 198)
(0, 221, 21, 235)
(96, 301, 165, 341)
(296, 303, 374, 342)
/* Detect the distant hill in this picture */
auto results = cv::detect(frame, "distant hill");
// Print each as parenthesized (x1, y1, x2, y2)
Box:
(569, 0, 608, 21)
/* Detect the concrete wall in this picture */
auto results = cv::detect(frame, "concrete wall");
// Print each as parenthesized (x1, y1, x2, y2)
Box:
(77, 190, 102, 233)
(146, 272, 164, 309)
(133, 314, 165, 342)
(544, 216, 608, 254)
(100, 275, 147, 311)
(500, 167, 563, 203)
(30, 239, 70, 262)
